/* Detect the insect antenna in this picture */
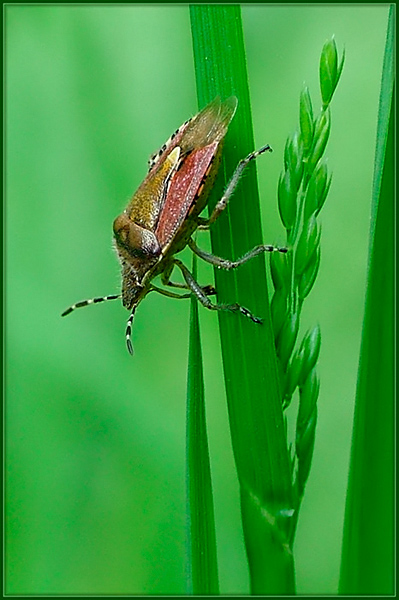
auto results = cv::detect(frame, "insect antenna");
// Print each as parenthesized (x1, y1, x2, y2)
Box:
(125, 307, 137, 355)
(61, 295, 121, 317)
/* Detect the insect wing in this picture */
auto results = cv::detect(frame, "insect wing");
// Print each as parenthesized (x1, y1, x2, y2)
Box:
(148, 96, 237, 171)
(178, 96, 237, 153)
(156, 142, 219, 248)
(155, 97, 238, 248)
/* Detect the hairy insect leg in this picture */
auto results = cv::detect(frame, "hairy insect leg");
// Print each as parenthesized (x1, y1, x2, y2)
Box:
(197, 144, 273, 229)
(160, 262, 184, 289)
(161, 262, 216, 296)
(61, 294, 121, 317)
(188, 237, 287, 270)
(173, 259, 263, 324)
(150, 284, 191, 299)
(150, 284, 216, 299)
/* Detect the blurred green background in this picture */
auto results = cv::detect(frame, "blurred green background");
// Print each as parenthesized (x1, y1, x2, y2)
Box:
(5, 5, 389, 595)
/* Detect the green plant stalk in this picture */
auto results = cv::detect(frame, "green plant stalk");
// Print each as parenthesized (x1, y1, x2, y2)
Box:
(190, 5, 295, 594)
(186, 255, 219, 595)
(339, 7, 394, 594)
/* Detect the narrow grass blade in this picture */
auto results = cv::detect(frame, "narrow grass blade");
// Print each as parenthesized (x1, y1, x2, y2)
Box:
(339, 7, 395, 594)
(190, 6, 295, 594)
(186, 255, 219, 595)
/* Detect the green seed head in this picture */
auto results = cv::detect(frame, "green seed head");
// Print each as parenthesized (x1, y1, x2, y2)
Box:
(298, 247, 321, 301)
(316, 172, 332, 216)
(278, 312, 300, 370)
(299, 86, 314, 156)
(295, 216, 320, 276)
(284, 349, 303, 401)
(284, 131, 304, 188)
(304, 161, 329, 220)
(297, 370, 320, 430)
(298, 324, 321, 385)
(295, 401, 317, 495)
(278, 170, 297, 230)
(307, 108, 331, 175)
(320, 37, 345, 108)
(270, 250, 290, 292)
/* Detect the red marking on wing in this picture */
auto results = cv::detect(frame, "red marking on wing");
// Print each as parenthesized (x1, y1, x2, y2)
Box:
(155, 142, 218, 248)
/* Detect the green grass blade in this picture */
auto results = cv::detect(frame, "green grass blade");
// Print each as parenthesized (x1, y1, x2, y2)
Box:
(186, 256, 219, 595)
(339, 6, 394, 594)
(190, 6, 295, 594)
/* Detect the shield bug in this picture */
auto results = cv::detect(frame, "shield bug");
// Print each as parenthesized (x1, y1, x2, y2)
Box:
(62, 97, 287, 354)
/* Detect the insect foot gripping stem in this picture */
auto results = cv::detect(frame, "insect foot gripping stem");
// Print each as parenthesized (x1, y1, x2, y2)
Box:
(173, 259, 264, 324)
(188, 238, 287, 270)
(203, 144, 273, 228)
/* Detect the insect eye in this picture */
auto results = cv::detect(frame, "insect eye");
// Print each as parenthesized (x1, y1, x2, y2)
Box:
(113, 215, 130, 248)
(113, 215, 160, 259)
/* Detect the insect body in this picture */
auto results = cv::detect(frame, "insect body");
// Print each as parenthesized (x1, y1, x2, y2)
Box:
(62, 97, 287, 354)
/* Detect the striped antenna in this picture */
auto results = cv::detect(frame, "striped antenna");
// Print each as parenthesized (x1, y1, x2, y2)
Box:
(61, 294, 121, 317)
(125, 308, 136, 355)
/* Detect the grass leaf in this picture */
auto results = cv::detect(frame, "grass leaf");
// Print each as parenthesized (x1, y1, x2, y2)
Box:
(190, 5, 295, 594)
(339, 6, 394, 594)
(186, 256, 219, 595)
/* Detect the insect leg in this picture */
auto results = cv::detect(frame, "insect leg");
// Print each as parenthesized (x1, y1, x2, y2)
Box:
(150, 284, 191, 299)
(164, 280, 189, 290)
(161, 262, 216, 296)
(150, 284, 216, 299)
(61, 294, 121, 317)
(198, 145, 272, 229)
(125, 306, 137, 355)
(173, 259, 262, 324)
(188, 237, 287, 270)
(160, 262, 188, 289)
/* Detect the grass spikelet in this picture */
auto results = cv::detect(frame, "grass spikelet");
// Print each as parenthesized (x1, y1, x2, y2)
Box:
(270, 37, 344, 542)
